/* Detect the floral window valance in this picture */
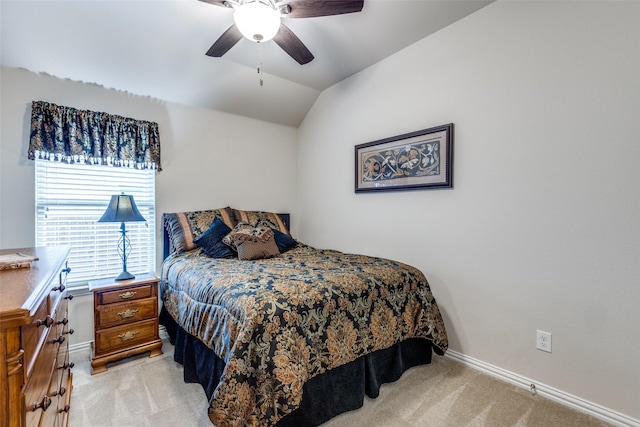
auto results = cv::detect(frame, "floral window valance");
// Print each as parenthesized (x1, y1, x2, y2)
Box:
(28, 100, 162, 170)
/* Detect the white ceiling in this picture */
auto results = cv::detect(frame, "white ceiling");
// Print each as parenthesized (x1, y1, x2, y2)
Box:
(0, 0, 492, 127)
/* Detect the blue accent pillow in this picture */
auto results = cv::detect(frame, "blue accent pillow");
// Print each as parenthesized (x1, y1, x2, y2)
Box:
(272, 228, 296, 253)
(193, 218, 235, 259)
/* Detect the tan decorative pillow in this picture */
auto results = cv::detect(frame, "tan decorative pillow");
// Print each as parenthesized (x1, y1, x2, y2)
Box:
(232, 209, 290, 236)
(231, 228, 280, 261)
(163, 207, 236, 253)
(222, 222, 268, 250)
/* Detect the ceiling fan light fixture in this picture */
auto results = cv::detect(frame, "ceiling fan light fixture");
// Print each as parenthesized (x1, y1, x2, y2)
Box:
(234, 1, 281, 42)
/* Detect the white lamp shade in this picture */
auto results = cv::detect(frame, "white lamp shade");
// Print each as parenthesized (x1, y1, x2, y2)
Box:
(234, 1, 281, 42)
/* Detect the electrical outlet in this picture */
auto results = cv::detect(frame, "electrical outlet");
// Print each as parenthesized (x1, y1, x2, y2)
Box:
(536, 330, 552, 353)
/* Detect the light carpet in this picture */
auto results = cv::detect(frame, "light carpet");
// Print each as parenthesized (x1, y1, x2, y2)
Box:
(69, 339, 610, 427)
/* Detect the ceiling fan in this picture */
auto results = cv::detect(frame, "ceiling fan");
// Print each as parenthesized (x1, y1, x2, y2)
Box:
(199, 0, 365, 65)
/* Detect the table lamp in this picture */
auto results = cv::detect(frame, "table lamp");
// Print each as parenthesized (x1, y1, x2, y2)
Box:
(98, 193, 146, 281)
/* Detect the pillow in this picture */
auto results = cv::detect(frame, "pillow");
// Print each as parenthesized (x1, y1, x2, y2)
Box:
(222, 222, 270, 251)
(231, 228, 280, 261)
(163, 207, 236, 253)
(272, 228, 296, 253)
(232, 209, 290, 236)
(193, 218, 235, 259)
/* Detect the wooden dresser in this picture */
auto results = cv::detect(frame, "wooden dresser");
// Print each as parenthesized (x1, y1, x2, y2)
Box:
(89, 274, 162, 374)
(0, 246, 73, 427)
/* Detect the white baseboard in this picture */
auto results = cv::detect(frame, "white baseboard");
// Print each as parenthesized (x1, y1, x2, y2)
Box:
(445, 350, 639, 427)
(69, 341, 92, 356)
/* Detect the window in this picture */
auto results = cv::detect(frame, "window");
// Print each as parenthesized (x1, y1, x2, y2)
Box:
(35, 159, 156, 288)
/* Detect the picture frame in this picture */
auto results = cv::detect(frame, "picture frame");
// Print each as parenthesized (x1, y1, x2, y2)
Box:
(355, 123, 453, 193)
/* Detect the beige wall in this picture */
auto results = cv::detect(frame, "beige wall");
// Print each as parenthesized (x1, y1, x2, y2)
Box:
(296, 1, 639, 421)
(0, 67, 298, 345)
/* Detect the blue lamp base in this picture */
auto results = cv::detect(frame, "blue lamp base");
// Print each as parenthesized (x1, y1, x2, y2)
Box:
(115, 270, 135, 281)
(115, 222, 135, 281)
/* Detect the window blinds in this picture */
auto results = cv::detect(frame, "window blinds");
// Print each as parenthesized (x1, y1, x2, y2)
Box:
(35, 160, 156, 288)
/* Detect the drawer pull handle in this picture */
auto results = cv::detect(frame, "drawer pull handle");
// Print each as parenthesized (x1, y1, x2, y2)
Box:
(36, 315, 54, 328)
(51, 335, 65, 345)
(65, 294, 74, 300)
(119, 291, 137, 300)
(59, 404, 71, 414)
(118, 330, 139, 341)
(118, 309, 139, 319)
(57, 317, 69, 325)
(64, 328, 75, 335)
(62, 266, 71, 274)
(33, 396, 52, 412)
(52, 284, 66, 292)
(52, 386, 67, 397)
(58, 362, 75, 370)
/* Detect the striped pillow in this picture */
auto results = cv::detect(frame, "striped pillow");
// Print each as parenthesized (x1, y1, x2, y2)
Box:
(232, 209, 290, 236)
(163, 207, 236, 253)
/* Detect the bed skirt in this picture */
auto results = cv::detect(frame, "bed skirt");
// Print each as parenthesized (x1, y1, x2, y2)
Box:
(159, 306, 434, 426)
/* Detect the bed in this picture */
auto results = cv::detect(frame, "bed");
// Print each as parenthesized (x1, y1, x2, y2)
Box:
(159, 207, 448, 427)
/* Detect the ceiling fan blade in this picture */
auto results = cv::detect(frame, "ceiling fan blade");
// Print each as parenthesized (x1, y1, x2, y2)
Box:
(273, 23, 314, 65)
(278, 0, 364, 19)
(206, 25, 243, 57)
(198, 0, 229, 8)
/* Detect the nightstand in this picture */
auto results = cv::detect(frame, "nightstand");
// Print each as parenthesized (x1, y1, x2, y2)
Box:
(89, 273, 163, 374)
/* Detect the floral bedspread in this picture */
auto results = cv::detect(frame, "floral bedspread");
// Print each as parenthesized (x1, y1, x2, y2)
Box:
(161, 243, 448, 427)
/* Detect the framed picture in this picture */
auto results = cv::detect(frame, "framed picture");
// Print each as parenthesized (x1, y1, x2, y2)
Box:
(355, 123, 453, 193)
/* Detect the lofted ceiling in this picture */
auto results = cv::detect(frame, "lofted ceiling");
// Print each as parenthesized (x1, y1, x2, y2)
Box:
(0, 0, 492, 127)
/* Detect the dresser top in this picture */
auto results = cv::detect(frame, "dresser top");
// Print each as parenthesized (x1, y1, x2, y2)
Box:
(0, 246, 71, 327)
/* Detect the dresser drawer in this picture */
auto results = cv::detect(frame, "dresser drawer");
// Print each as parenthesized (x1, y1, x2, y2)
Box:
(96, 297, 157, 329)
(41, 372, 62, 427)
(54, 350, 72, 424)
(48, 261, 69, 314)
(54, 296, 72, 381)
(95, 318, 159, 355)
(98, 284, 153, 305)
(22, 317, 62, 426)
(21, 297, 52, 378)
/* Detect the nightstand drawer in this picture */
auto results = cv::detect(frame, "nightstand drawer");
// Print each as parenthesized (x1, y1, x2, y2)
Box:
(94, 318, 158, 355)
(96, 297, 157, 329)
(99, 284, 152, 305)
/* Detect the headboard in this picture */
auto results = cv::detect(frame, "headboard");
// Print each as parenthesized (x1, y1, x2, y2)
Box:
(162, 213, 290, 261)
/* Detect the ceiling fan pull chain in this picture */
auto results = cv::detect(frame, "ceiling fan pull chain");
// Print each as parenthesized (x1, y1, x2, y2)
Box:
(257, 41, 264, 86)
